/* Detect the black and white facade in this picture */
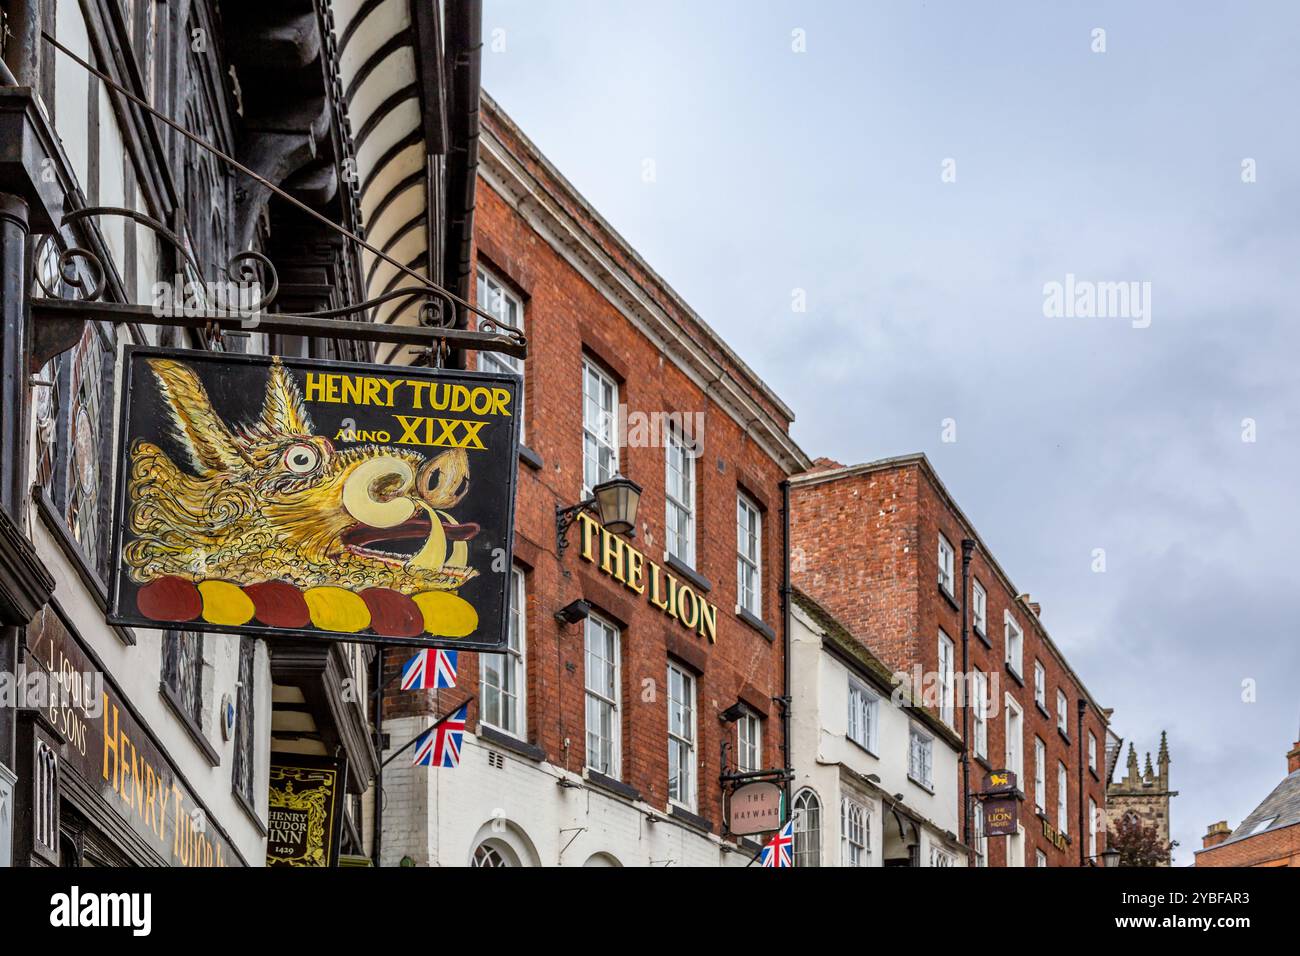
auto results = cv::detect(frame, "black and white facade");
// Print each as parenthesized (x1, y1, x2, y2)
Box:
(0, 0, 479, 867)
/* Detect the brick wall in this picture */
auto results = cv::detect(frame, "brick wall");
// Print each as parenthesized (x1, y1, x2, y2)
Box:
(1196, 823, 1300, 867)
(791, 455, 1111, 866)
(381, 95, 807, 845)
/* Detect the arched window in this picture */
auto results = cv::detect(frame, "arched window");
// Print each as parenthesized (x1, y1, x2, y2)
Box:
(840, 797, 868, 867)
(792, 789, 821, 867)
(471, 843, 511, 867)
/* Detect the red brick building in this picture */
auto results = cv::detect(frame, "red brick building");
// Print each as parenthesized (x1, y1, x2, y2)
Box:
(789, 454, 1111, 866)
(1196, 737, 1300, 867)
(374, 92, 810, 866)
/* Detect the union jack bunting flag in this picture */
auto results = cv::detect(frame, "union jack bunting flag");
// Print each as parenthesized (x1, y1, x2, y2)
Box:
(400, 649, 458, 690)
(411, 703, 469, 768)
(760, 818, 795, 868)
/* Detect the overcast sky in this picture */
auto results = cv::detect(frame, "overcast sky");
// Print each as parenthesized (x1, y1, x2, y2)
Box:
(482, 0, 1300, 863)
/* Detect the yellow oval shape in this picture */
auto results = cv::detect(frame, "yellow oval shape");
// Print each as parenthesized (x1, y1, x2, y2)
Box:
(199, 580, 255, 626)
(304, 586, 372, 633)
(413, 590, 478, 637)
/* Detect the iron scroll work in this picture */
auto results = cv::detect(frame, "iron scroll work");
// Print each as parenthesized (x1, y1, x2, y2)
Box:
(107, 347, 522, 652)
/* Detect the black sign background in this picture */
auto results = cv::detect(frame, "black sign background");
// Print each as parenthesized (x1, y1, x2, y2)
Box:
(108, 347, 520, 651)
(266, 754, 345, 867)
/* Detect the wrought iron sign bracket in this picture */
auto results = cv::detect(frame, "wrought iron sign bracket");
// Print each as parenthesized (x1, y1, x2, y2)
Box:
(30, 35, 528, 374)
(27, 203, 526, 373)
(29, 297, 526, 373)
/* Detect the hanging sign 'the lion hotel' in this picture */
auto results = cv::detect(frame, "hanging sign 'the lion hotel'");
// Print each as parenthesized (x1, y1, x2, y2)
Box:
(107, 347, 521, 652)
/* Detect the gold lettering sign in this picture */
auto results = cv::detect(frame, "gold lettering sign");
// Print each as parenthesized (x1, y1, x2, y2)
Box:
(267, 756, 345, 867)
(574, 512, 718, 643)
(1042, 817, 1069, 852)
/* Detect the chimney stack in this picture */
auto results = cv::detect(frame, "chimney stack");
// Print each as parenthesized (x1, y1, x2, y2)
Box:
(1202, 821, 1231, 849)
(1287, 740, 1300, 775)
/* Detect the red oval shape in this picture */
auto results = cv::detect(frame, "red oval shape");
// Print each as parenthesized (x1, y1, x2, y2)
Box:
(360, 588, 424, 638)
(245, 581, 311, 629)
(137, 576, 202, 622)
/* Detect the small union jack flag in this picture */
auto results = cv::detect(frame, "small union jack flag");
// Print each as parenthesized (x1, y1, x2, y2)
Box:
(400, 649, 458, 690)
(760, 819, 795, 868)
(412, 703, 468, 768)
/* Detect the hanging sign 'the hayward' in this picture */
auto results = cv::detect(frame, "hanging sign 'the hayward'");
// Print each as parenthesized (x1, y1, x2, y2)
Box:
(108, 347, 521, 651)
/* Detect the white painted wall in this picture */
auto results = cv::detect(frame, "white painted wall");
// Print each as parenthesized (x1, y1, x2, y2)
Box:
(26, 511, 272, 865)
(789, 604, 965, 866)
(377, 715, 756, 868)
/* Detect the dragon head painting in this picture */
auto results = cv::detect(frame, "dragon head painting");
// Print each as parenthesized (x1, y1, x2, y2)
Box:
(123, 357, 482, 638)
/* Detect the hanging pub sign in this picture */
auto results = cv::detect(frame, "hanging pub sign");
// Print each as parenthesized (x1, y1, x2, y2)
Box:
(982, 796, 1020, 837)
(266, 755, 346, 867)
(982, 769, 1017, 795)
(727, 781, 784, 836)
(107, 347, 521, 651)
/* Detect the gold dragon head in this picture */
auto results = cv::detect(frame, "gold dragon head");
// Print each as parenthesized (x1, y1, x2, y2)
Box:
(124, 357, 479, 594)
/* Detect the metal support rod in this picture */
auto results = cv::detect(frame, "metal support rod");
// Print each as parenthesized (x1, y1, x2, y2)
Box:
(29, 298, 525, 367)
(379, 695, 476, 769)
(555, 498, 595, 555)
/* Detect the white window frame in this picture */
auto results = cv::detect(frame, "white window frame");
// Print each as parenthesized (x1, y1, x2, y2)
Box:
(792, 789, 822, 867)
(1034, 737, 1047, 811)
(1088, 797, 1099, 859)
(973, 800, 988, 867)
(1057, 761, 1069, 834)
(1057, 689, 1068, 736)
(582, 359, 619, 497)
(937, 533, 955, 595)
(1036, 849, 1048, 868)
(1088, 731, 1098, 773)
(1009, 824, 1026, 867)
(908, 725, 934, 790)
(972, 578, 987, 634)
(1004, 695, 1024, 781)
(584, 613, 621, 779)
(938, 630, 955, 726)
(847, 675, 879, 754)
(840, 797, 869, 867)
(736, 711, 761, 774)
(480, 566, 527, 737)
(665, 428, 696, 566)
(1005, 611, 1023, 677)
(929, 846, 955, 867)
(667, 664, 697, 810)
(476, 266, 525, 438)
(1034, 660, 1046, 710)
(972, 669, 988, 760)
(736, 492, 762, 618)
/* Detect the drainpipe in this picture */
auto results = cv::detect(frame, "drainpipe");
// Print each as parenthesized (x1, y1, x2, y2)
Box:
(443, 0, 482, 353)
(959, 539, 975, 863)
(1077, 697, 1086, 866)
(4, 0, 40, 85)
(371, 648, 384, 866)
(780, 479, 793, 815)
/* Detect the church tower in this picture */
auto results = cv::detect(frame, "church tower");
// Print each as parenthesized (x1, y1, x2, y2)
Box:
(1106, 731, 1178, 865)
